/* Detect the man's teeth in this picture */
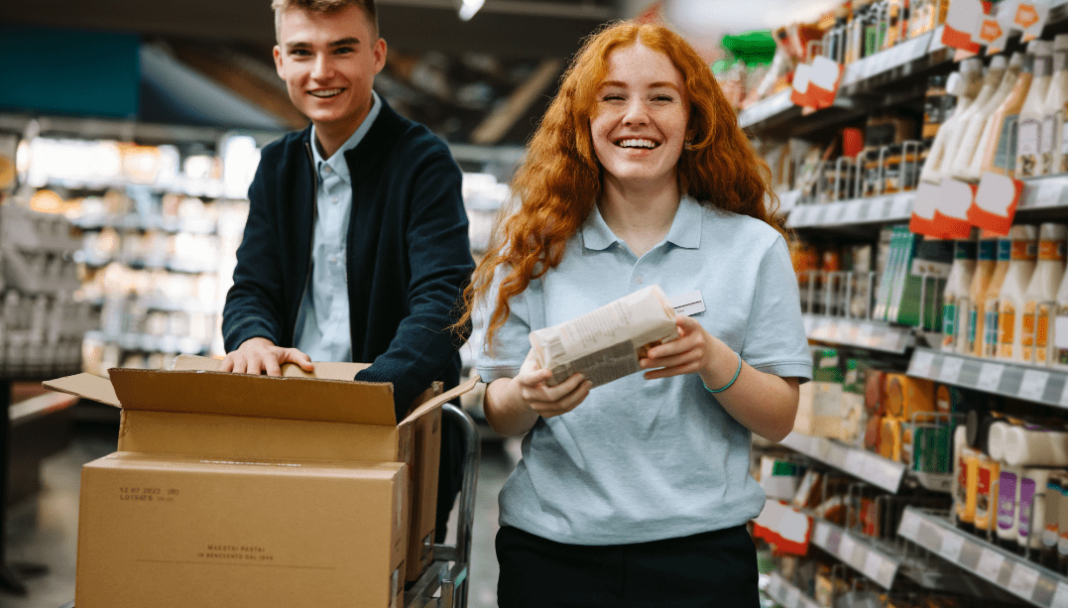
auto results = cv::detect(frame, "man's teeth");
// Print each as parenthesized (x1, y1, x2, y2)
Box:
(617, 139, 657, 149)
(309, 89, 342, 98)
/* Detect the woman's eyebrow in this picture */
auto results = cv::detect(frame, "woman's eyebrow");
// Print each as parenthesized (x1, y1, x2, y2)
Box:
(599, 80, 680, 90)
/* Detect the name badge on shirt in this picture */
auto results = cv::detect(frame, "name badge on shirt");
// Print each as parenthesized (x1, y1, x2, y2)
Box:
(668, 290, 705, 317)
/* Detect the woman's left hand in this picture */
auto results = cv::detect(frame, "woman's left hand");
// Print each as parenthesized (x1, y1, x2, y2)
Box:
(639, 315, 715, 380)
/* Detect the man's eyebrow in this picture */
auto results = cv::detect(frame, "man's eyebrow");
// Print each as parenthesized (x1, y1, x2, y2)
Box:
(599, 80, 680, 90)
(284, 37, 360, 50)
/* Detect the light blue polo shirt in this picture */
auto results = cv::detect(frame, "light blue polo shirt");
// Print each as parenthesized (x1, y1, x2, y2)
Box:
(475, 195, 812, 545)
(295, 92, 382, 362)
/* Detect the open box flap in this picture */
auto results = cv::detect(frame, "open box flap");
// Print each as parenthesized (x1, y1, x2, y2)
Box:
(42, 373, 120, 408)
(172, 354, 371, 380)
(108, 368, 397, 426)
(399, 376, 479, 428)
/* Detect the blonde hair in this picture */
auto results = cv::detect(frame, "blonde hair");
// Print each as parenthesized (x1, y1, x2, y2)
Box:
(272, 0, 379, 40)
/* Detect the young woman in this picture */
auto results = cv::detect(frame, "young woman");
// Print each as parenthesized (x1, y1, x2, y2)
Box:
(461, 21, 811, 608)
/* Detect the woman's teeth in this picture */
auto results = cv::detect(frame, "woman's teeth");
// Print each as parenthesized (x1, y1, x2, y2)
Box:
(309, 89, 343, 98)
(617, 139, 657, 149)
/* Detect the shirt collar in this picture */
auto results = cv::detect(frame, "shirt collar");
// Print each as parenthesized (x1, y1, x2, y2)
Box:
(310, 90, 382, 185)
(581, 194, 703, 252)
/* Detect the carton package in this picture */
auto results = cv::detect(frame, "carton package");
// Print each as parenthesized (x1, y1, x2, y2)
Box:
(44, 355, 477, 607)
(529, 285, 678, 387)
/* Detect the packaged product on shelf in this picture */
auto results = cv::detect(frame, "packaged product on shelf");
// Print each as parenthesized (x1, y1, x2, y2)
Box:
(1023, 223, 1066, 364)
(923, 72, 957, 139)
(1002, 424, 1068, 466)
(948, 52, 1022, 181)
(879, 416, 903, 461)
(1059, 482, 1068, 560)
(970, 41, 1046, 180)
(1018, 468, 1060, 549)
(922, 62, 985, 184)
(960, 436, 981, 526)
(1053, 257, 1068, 369)
(874, 226, 907, 321)
(982, 237, 1015, 358)
(998, 464, 1024, 545)
(1045, 34, 1068, 175)
(759, 457, 804, 500)
(885, 374, 935, 421)
(1017, 40, 1056, 177)
(997, 224, 1038, 361)
(901, 236, 952, 329)
(941, 238, 977, 351)
(975, 455, 1002, 531)
(1043, 475, 1062, 552)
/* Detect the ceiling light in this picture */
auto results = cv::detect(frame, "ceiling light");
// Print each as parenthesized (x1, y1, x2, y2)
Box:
(458, 0, 485, 21)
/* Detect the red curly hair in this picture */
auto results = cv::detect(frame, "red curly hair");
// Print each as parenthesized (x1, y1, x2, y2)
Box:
(461, 21, 783, 349)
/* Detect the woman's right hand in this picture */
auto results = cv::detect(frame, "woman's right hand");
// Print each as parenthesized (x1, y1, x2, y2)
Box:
(485, 354, 592, 436)
(505, 354, 592, 419)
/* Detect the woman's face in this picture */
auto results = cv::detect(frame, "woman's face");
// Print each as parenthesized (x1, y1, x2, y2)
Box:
(590, 42, 690, 192)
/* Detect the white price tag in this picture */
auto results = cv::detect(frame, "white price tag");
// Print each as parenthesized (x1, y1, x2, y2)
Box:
(785, 586, 801, 608)
(839, 533, 858, 562)
(867, 197, 890, 220)
(890, 194, 913, 218)
(814, 523, 830, 547)
(898, 510, 920, 539)
(1020, 369, 1050, 402)
(842, 202, 862, 223)
(1008, 564, 1040, 599)
(863, 551, 882, 581)
(1052, 581, 1068, 608)
(977, 362, 1005, 392)
(857, 322, 874, 344)
(767, 576, 782, 600)
(1032, 180, 1063, 208)
(939, 532, 964, 562)
(826, 202, 845, 224)
(1060, 380, 1068, 407)
(976, 548, 1005, 581)
(940, 356, 964, 384)
(790, 206, 811, 227)
(845, 449, 865, 475)
(911, 350, 935, 377)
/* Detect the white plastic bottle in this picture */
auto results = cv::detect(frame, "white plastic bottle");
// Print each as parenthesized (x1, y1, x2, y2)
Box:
(942, 239, 977, 351)
(950, 53, 1023, 180)
(1018, 41, 1056, 177)
(982, 238, 1015, 358)
(922, 58, 985, 184)
(1042, 34, 1068, 175)
(1050, 259, 1068, 369)
(998, 224, 1039, 362)
(942, 57, 1008, 177)
(1023, 223, 1067, 364)
(963, 236, 998, 356)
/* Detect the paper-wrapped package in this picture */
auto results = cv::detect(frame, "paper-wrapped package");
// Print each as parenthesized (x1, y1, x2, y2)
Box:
(529, 285, 678, 387)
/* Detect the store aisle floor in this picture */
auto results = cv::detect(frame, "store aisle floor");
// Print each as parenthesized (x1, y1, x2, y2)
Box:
(0, 425, 516, 608)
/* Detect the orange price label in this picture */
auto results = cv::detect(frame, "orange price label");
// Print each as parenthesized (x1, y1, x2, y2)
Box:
(1016, 3, 1040, 29)
(979, 18, 1003, 43)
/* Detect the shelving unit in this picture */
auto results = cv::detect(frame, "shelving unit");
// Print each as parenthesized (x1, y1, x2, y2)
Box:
(780, 433, 906, 493)
(907, 347, 1068, 409)
(898, 507, 1068, 607)
(811, 519, 902, 589)
(764, 572, 822, 608)
(803, 314, 915, 354)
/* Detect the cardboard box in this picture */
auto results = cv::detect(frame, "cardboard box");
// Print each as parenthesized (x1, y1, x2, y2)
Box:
(45, 356, 478, 607)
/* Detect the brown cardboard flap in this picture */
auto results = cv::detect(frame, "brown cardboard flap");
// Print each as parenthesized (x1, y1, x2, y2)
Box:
(173, 354, 371, 380)
(118, 410, 401, 463)
(42, 373, 120, 408)
(400, 376, 479, 428)
(108, 369, 397, 426)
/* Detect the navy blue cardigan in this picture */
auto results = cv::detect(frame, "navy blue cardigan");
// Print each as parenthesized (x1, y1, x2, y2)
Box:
(222, 99, 475, 420)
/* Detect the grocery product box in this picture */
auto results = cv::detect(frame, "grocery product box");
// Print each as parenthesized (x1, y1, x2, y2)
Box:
(45, 355, 478, 607)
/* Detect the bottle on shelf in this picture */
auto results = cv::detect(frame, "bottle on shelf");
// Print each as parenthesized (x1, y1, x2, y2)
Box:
(981, 237, 1014, 357)
(941, 237, 977, 351)
(1042, 34, 1068, 176)
(1017, 40, 1056, 178)
(921, 58, 985, 184)
(971, 41, 1048, 180)
(1023, 223, 1067, 364)
(1052, 254, 1068, 370)
(963, 235, 998, 356)
(948, 52, 1022, 181)
(997, 224, 1038, 362)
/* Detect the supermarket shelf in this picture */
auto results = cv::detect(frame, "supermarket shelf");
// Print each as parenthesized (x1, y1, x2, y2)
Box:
(811, 520, 901, 589)
(788, 193, 913, 229)
(73, 214, 217, 235)
(779, 432, 906, 493)
(803, 314, 914, 355)
(764, 572, 821, 608)
(899, 507, 1068, 608)
(77, 252, 219, 275)
(777, 190, 802, 215)
(84, 330, 210, 355)
(907, 347, 1068, 409)
(1020, 175, 1068, 212)
(739, 28, 950, 133)
(87, 297, 220, 316)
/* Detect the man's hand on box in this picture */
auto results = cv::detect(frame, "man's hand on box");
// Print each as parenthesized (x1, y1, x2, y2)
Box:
(221, 337, 315, 377)
(639, 315, 714, 380)
(507, 352, 592, 419)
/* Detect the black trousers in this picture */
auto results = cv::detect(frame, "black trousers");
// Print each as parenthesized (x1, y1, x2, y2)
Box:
(496, 524, 760, 608)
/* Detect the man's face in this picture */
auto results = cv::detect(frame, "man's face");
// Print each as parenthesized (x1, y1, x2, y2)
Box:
(273, 4, 386, 138)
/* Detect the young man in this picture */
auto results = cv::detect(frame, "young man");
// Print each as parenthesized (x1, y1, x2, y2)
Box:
(221, 0, 474, 542)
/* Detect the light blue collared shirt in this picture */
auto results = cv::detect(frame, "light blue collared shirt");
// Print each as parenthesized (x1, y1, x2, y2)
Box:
(475, 195, 812, 545)
(295, 91, 382, 362)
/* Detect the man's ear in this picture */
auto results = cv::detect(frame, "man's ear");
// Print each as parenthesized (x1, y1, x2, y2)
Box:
(273, 45, 285, 79)
(372, 37, 387, 75)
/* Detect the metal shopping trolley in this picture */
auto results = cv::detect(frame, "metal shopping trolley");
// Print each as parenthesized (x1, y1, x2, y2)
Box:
(58, 402, 481, 608)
